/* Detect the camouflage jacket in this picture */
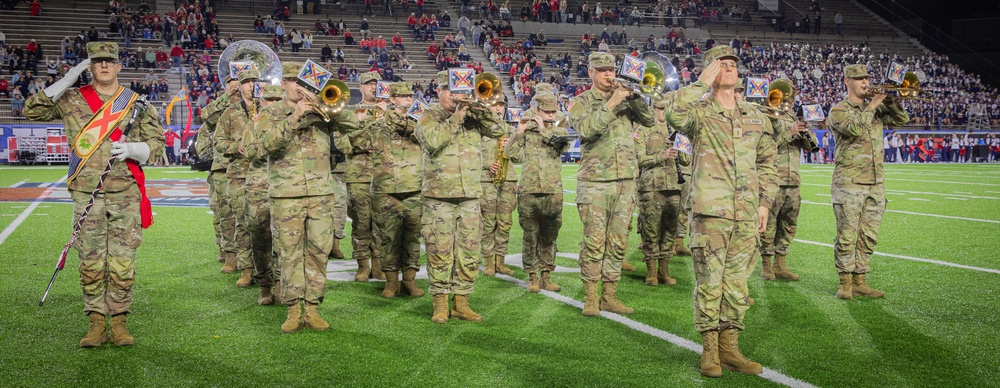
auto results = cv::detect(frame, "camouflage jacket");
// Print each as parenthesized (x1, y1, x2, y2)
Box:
(201, 95, 233, 171)
(331, 132, 350, 174)
(504, 120, 570, 194)
(568, 88, 655, 182)
(415, 104, 506, 199)
(635, 121, 691, 192)
(195, 120, 214, 164)
(770, 114, 819, 187)
(24, 87, 165, 193)
(666, 81, 778, 221)
(242, 104, 281, 192)
(257, 103, 359, 198)
(827, 98, 909, 185)
(215, 99, 259, 179)
(370, 109, 423, 194)
(480, 120, 518, 183)
(344, 107, 384, 183)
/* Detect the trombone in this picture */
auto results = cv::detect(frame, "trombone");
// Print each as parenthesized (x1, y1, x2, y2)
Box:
(304, 79, 404, 122)
(867, 72, 935, 102)
(452, 72, 503, 108)
(607, 52, 680, 99)
(750, 79, 795, 122)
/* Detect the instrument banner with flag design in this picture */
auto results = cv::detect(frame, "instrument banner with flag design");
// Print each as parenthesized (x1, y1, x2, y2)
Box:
(618, 55, 646, 82)
(672, 132, 692, 154)
(376, 81, 392, 99)
(505, 107, 523, 122)
(407, 99, 429, 121)
(886, 62, 906, 84)
(802, 104, 825, 122)
(297, 59, 332, 94)
(449, 68, 475, 94)
(746, 77, 769, 99)
(230, 61, 253, 80)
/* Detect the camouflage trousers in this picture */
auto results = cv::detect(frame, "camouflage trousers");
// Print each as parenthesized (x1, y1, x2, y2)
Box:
(212, 170, 236, 255)
(577, 179, 637, 282)
(70, 187, 142, 317)
(272, 195, 334, 304)
(245, 187, 275, 287)
(347, 182, 379, 261)
(332, 173, 347, 240)
(677, 177, 691, 239)
(373, 191, 422, 272)
(638, 189, 681, 260)
(761, 186, 801, 257)
(831, 183, 885, 274)
(690, 215, 757, 333)
(422, 197, 482, 295)
(480, 181, 516, 259)
(228, 177, 252, 270)
(207, 170, 225, 247)
(517, 192, 562, 275)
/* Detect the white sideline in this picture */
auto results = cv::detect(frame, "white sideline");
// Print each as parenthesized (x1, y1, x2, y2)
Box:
(0, 176, 67, 246)
(794, 239, 1000, 275)
(494, 262, 818, 388)
(800, 200, 1000, 224)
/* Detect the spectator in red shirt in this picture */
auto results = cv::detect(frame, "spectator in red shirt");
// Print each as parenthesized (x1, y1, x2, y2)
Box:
(170, 43, 184, 71)
(392, 32, 404, 50)
(30, 0, 42, 16)
(426, 40, 439, 60)
(163, 129, 179, 165)
(0, 76, 9, 98)
(203, 35, 215, 53)
(155, 47, 169, 69)
(26, 40, 38, 56)
(407, 13, 418, 30)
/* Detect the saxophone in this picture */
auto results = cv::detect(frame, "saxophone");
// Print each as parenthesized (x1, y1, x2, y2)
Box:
(492, 134, 508, 187)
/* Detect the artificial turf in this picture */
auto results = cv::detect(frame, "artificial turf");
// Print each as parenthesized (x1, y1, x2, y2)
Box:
(0, 163, 997, 387)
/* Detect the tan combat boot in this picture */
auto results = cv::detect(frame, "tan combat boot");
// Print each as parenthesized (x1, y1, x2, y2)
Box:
(281, 302, 304, 333)
(401, 269, 425, 297)
(699, 330, 722, 378)
(381, 271, 400, 298)
(220, 251, 237, 273)
(719, 329, 762, 374)
(657, 257, 677, 285)
(581, 281, 600, 316)
(450, 294, 483, 322)
(644, 258, 659, 286)
(527, 273, 540, 293)
(852, 273, 885, 298)
(354, 259, 371, 282)
(674, 237, 691, 256)
(431, 294, 449, 324)
(621, 259, 637, 272)
(483, 255, 496, 276)
(236, 268, 254, 287)
(258, 287, 275, 305)
(836, 273, 853, 299)
(495, 254, 515, 276)
(109, 314, 134, 346)
(329, 238, 345, 259)
(761, 255, 776, 281)
(773, 254, 799, 281)
(371, 257, 386, 280)
(79, 312, 106, 348)
(540, 271, 561, 292)
(303, 302, 329, 331)
(600, 281, 635, 315)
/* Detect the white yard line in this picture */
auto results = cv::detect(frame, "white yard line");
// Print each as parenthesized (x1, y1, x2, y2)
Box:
(0, 176, 67, 246)
(800, 200, 1000, 224)
(794, 240, 1000, 275)
(803, 183, 1000, 200)
(8, 180, 28, 188)
(494, 258, 819, 388)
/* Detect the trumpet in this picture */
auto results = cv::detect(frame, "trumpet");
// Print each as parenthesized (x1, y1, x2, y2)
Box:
(866, 72, 935, 102)
(750, 78, 795, 122)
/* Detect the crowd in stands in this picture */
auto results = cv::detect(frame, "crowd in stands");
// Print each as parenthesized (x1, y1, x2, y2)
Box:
(460, 0, 746, 28)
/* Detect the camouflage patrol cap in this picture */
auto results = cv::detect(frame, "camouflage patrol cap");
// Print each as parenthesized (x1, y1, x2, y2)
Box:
(282, 61, 304, 79)
(359, 71, 382, 84)
(735, 78, 745, 92)
(389, 81, 415, 96)
(588, 52, 616, 70)
(534, 93, 559, 112)
(435, 70, 450, 90)
(223, 73, 234, 83)
(702, 45, 739, 65)
(86, 41, 119, 60)
(238, 68, 260, 83)
(534, 82, 554, 95)
(844, 64, 869, 79)
(261, 84, 284, 99)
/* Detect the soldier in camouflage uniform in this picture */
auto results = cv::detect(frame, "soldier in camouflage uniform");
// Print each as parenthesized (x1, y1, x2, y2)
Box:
(256, 72, 359, 333)
(346, 71, 386, 281)
(635, 96, 691, 287)
(416, 70, 506, 324)
(239, 82, 286, 306)
(25, 42, 165, 347)
(202, 76, 241, 270)
(215, 68, 261, 288)
(479, 99, 518, 276)
(197, 74, 238, 264)
(665, 46, 777, 378)
(369, 82, 426, 298)
(329, 132, 350, 260)
(505, 93, 570, 293)
(827, 64, 909, 299)
(760, 78, 819, 282)
(568, 52, 655, 317)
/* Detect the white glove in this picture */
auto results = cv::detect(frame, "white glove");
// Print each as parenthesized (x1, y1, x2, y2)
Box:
(44, 58, 91, 100)
(110, 141, 151, 164)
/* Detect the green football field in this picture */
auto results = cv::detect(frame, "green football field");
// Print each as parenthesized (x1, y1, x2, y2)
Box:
(0, 163, 998, 387)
